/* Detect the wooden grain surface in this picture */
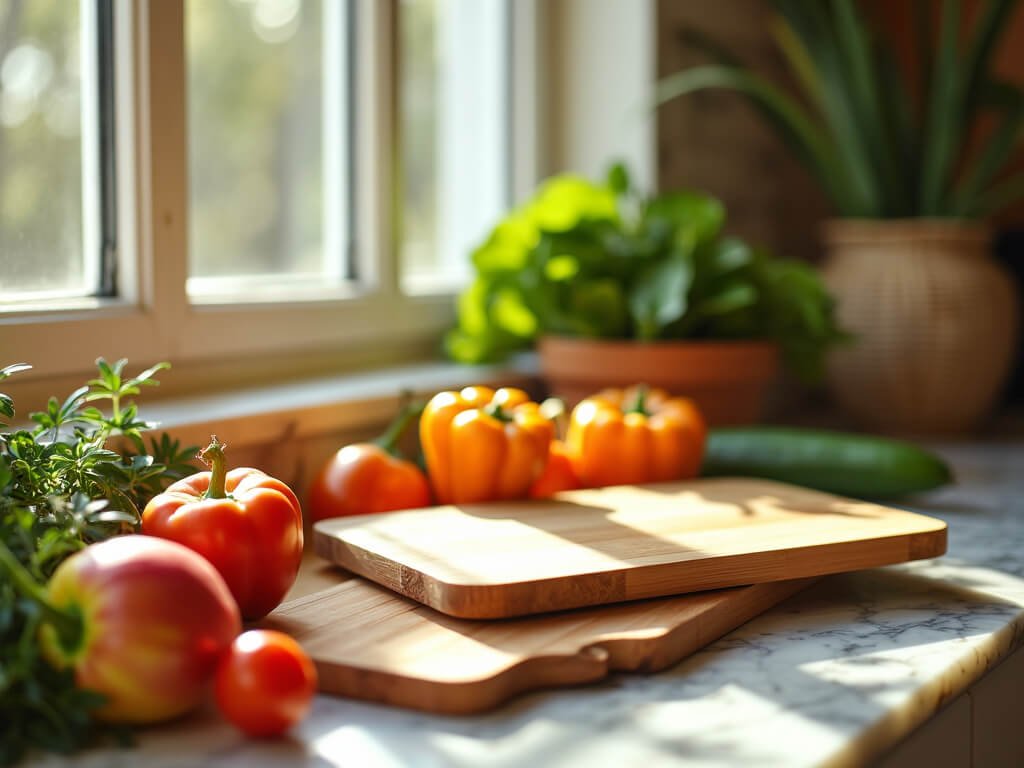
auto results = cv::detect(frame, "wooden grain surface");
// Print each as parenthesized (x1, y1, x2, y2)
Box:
(314, 478, 946, 618)
(262, 570, 814, 715)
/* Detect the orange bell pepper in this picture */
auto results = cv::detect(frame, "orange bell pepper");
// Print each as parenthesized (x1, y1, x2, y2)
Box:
(566, 385, 706, 488)
(421, 386, 553, 504)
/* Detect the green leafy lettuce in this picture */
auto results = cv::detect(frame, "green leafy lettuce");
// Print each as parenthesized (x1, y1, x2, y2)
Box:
(446, 165, 845, 381)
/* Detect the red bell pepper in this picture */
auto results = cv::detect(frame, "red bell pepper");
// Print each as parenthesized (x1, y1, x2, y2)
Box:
(141, 437, 304, 620)
(529, 440, 582, 498)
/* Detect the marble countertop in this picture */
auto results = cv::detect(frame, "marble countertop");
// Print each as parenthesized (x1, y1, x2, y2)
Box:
(28, 441, 1024, 768)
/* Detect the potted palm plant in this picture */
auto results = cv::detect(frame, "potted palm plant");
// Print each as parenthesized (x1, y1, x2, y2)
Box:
(445, 165, 844, 425)
(657, 0, 1021, 434)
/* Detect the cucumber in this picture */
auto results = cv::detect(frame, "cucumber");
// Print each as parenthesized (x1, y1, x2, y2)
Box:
(701, 427, 953, 499)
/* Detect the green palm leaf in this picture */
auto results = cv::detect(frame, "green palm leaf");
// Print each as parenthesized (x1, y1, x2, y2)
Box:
(956, 80, 1024, 215)
(832, 0, 907, 213)
(962, 0, 1017, 121)
(919, 0, 963, 215)
(655, 65, 857, 214)
(659, 0, 1022, 219)
(875, 47, 920, 216)
(771, 0, 878, 214)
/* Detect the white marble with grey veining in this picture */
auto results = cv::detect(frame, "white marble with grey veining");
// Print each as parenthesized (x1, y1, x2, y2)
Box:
(25, 441, 1024, 768)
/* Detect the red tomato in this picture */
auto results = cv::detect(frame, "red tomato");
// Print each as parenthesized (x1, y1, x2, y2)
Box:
(215, 630, 318, 738)
(307, 443, 432, 522)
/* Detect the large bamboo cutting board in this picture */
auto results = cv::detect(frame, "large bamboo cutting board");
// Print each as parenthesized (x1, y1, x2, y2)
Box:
(262, 572, 813, 714)
(314, 478, 946, 618)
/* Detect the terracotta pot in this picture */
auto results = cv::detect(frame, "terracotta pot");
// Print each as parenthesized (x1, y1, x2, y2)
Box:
(537, 336, 779, 426)
(822, 219, 1019, 435)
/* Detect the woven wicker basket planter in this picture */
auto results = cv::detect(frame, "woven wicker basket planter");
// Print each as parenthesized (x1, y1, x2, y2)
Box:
(822, 219, 1018, 435)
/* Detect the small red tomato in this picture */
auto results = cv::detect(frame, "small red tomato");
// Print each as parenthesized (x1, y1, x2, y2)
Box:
(308, 443, 432, 521)
(307, 400, 432, 521)
(215, 630, 318, 738)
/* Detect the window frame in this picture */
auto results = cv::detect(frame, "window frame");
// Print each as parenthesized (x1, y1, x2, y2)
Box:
(1, 0, 541, 395)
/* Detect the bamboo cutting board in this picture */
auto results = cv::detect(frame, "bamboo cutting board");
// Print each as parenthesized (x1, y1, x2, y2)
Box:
(262, 572, 813, 714)
(314, 478, 946, 618)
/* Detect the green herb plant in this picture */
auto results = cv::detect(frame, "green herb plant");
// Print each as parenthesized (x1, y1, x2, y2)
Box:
(0, 360, 197, 766)
(656, 0, 1022, 218)
(447, 165, 845, 380)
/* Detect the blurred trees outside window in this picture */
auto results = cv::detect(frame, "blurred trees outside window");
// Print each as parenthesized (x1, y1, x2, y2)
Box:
(186, 0, 329, 288)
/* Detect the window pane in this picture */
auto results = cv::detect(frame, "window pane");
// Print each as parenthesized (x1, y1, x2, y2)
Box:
(399, 0, 510, 292)
(187, 0, 343, 292)
(0, 0, 93, 302)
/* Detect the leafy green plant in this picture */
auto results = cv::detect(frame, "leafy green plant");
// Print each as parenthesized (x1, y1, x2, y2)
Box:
(446, 166, 845, 381)
(657, 0, 1022, 218)
(0, 360, 197, 765)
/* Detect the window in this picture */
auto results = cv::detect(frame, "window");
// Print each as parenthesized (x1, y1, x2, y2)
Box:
(0, 0, 104, 304)
(186, 0, 346, 299)
(1, 0, 534, 392)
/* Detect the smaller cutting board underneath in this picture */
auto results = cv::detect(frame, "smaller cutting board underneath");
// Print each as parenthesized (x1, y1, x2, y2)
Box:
(262, 572, 813, 715)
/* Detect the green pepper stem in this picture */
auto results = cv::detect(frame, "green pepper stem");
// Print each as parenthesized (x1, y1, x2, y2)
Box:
(0, 540, 83, 653)
(540, 398, 567, 440)
(375, 397, 426, 457)
(484, 402, 514, 423)
(201, 436, 229, 499)
(627, 384, 650, 416)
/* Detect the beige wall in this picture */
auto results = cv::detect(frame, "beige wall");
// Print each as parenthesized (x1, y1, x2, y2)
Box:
(542, 0, 657, 192)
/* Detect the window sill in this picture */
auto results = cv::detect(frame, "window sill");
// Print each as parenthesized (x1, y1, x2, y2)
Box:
(146, 354, 541, 457)
(141, 354, 541, 505)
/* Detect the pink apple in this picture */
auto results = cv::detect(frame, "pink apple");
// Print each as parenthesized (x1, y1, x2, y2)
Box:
(41, 535, 241, 723)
